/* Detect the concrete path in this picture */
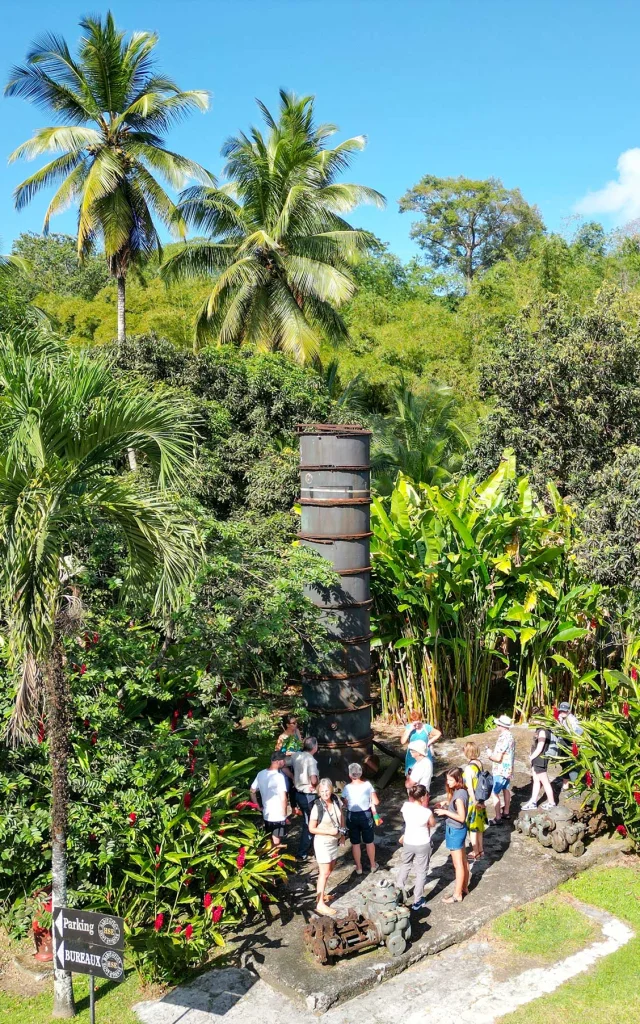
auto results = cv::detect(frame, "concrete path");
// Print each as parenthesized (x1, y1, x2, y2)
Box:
(134, 898, 633, 1024)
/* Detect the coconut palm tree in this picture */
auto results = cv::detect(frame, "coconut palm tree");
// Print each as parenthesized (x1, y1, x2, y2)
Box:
(5, 11, 212, 342)
(161, 90, 385, 361)
(0, 326, 199, 1017)
(371, 381, 470, 494)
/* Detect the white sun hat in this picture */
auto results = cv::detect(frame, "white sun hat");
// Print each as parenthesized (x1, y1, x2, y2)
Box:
(495, 714, 514, 729)
(408, 739, 428, 756)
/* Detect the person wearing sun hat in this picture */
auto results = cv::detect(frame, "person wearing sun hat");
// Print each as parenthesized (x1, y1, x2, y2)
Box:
(405, 739, 433, 792)
(485, 715, 515, 824)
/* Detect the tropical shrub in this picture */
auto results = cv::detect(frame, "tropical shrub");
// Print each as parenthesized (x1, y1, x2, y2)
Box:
(569, 669, 640, 846)
(371, 451, 599, 732)
(81, 759, 287, 983)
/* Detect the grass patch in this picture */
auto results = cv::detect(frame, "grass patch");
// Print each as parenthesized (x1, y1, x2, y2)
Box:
(0, 971, 153, 1023)
(498, 862, 640, 1024)
(492, 894, 595, 962)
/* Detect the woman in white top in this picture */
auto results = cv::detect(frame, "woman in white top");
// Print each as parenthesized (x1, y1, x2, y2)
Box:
(396, 784, 435, 912)
(342, 763, 380, 875)
(308, 779, 345, 916)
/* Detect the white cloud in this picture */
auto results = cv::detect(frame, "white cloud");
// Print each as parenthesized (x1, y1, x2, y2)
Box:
(575, 148, 640, 223)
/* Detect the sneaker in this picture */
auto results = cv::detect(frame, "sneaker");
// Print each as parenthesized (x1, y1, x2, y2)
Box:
(369, 863, 379, 873)
(355, 867, 363, 876)
(540, 802, 556, 810)
(411, 898, 428, 911)
(521, 801, 538, 810)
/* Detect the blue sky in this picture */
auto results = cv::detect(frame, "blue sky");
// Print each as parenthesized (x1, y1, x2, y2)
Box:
(1, 0, 639, 260)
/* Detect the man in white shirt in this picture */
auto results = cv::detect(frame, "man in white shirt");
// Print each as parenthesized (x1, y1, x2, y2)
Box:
(250, 750, 289, 847)
(290, 736, 319, 860)
(405, 740, 433, 792)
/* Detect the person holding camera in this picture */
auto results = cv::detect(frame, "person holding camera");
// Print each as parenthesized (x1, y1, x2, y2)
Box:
(308, 779, 346, 916)
(342, 762, 379, 875)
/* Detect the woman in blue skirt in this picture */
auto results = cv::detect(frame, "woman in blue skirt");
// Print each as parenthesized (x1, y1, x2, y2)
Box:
(434, 767, 469, 903)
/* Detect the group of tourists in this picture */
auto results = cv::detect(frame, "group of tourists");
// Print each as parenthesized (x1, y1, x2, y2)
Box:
(250, 705, 581, 916)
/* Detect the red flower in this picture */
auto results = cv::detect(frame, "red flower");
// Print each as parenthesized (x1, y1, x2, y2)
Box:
(187, 710, 193, 719)
(616, 824, 628, 836)
(183, 792, 192, 810)
(174, 925, 182, 935)
(571, 742, 579, 757)
(43, 899, 53, 913)
(235, 801, 251, 810)
(200, 808, 211, 831)
(83, 718, 90, 728)
(89, 833, 96, 842)
(79, 664, 87, 675)
(590, 618, 598, 630)
(634, 792, 640, 805)
(585, 771, 593, 788)
(155, 844, 161, 855)
(212, 905, 223, 924)
(154, 862, 160, 872)
(92, 632, 99, 644)
(186, 866, 194, 875)
(622, 702, 630, 718)
(170, 718, 177, 733)
(184, 924, 193, 941)
(277, 860, 285, 869)
(154, 913, 164, 932)
(631, 667, 638, 682)
(604, 771, 611, 780)
(236, 847, 246, 869)
(552, 707, 560, 721)
(203, 893, 212, 909)
(128, 812, 137, 824)
(37, 720, 45, 744)
(192, 739, 200, 748)
(91, 733, 97, 746)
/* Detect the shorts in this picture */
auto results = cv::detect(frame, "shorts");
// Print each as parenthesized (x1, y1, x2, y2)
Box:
(348, 809, 374, 845)
(531, 757, 549, 773)
(492, 776, 511, 795)
(445, 822, 468, 850)
(263, 819, 287, 838)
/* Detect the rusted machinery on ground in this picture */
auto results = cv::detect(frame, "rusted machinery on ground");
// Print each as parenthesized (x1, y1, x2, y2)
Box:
(297, 424, 373, 780)
(303, 879, 411, 964)
(516, 804, 586, 855)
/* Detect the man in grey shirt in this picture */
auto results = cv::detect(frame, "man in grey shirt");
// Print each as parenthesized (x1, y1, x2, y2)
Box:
(290, 736, 319, 861)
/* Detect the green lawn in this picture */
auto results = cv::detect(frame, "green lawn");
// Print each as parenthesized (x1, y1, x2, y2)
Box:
(0, 972, 150, 1023)
(492, 894, 596, 962)
(498, 862, 640, 1024)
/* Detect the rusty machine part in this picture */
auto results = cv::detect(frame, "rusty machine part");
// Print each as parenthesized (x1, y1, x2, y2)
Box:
(516, 804, 587, 856)
(297, 424, 373, 780)
(303, 880, 411, 964)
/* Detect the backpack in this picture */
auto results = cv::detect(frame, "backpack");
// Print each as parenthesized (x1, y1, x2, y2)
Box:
(474, 769, 494, 803)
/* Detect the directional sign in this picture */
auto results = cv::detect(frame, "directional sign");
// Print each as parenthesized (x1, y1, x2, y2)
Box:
(52, 908, 125, 984)
(53, 908, 124, 950)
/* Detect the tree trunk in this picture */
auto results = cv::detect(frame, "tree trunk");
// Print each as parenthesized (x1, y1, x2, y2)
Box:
(116, 275, 126, 343)
(45, 641, 76, 1018)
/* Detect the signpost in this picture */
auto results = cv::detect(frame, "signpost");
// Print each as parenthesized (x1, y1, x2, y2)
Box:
(53, 908, 125, 1023)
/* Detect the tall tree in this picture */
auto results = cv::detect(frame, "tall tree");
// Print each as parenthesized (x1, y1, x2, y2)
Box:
(0, 328, 198, 1017)
(162, 90, 385, 362)
(399, 175, 544, 287)
(5, 11, 211, 342)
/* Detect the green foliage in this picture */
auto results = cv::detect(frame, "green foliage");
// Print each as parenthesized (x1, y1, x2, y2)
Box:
(161, 89, 384, 361)
(492, 895, 595, 961)
(371, 452, 598, 731)
(468, 291, 640, 503)
(10, 233, 109, 302)
(399, 175, 544, 284)
(569, 670, 640, 845)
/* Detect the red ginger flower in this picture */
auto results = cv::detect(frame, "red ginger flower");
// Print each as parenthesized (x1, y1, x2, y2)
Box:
(634, 792, 640, 805)
(187, 710, 193, 719)
(277, 860, 285, 869)
(83, 718, 90, 728)
(212, 905, 223, 923)
(552, 707, 560, 721)
(79, 664, 87, 675)
(174, 925, 182, 935)
(631, 666, 638, 682)
(154, 913, 164, 932)
(235, 801, 251, 810)
(93, 632, 99, 644)
(183, 792, 192, 810)
(604, 771, 611, 780)
(37, 721, 45, 744)
(155, 862, 160, 872)
(155, 844, 161, 855)
(203, 893, 213, 909)
(236, 847, 246, 869)
(128, 812, 137, 824)
(622, 702, 630, 718)
(91, 733, 97, 746)
(571, 742, 579, 757)
(200, 808, 212, 831)
(585, 771, 593, 788)
(616, 824, 628, 836)
(184, 924, 193, 941)
(43, 899, 52, 913)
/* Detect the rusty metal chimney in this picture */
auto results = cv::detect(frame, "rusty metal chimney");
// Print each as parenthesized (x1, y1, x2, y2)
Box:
(297, 424, 373, 779)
